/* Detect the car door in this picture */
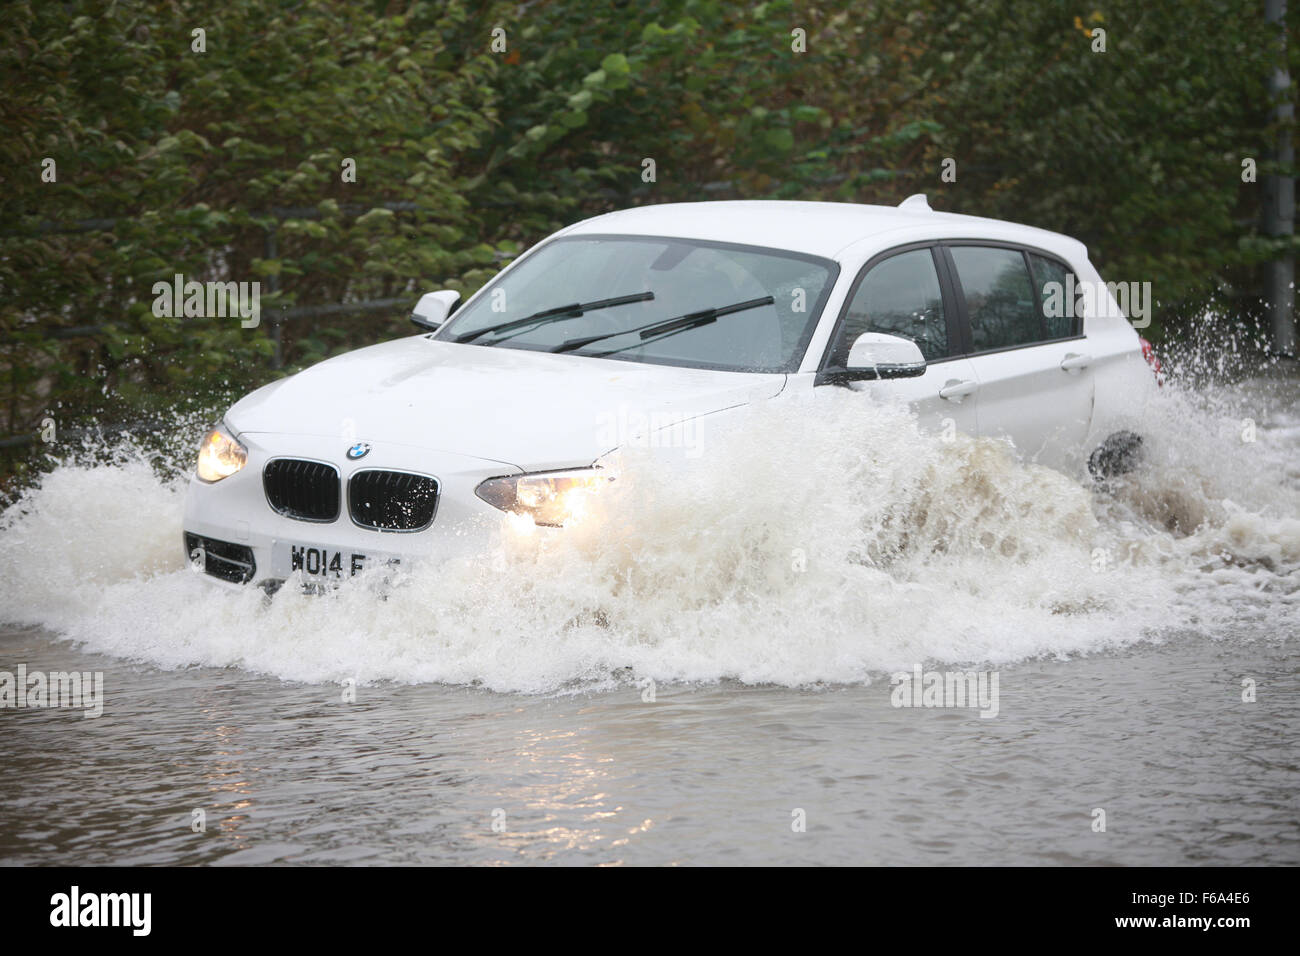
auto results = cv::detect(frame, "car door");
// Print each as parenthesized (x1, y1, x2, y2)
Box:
(817, 244, 980, 438)
(941, 243, 1094, 467)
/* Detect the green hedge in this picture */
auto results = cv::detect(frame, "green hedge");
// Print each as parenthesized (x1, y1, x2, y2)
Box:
(0, 0, 1289, 486)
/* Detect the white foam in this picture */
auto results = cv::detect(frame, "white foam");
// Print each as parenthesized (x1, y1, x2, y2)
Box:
(1, 379, 1295, 692)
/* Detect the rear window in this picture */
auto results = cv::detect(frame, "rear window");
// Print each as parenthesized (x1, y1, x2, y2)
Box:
(1028, 253, 1077, 339)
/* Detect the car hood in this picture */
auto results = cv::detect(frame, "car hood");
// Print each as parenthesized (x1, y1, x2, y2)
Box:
(226, 336, 786, 470)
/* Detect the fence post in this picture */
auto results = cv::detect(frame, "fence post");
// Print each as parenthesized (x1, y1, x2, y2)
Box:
(265, 224, 283, 368)
(1264, 0, 1296, 356)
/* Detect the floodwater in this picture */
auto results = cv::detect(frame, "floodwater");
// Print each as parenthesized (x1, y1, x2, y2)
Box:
(1, 365, 1297, 865)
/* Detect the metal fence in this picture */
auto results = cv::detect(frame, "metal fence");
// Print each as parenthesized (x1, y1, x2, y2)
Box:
(3, 200, 431, 360)
(0, 199, 517, 451)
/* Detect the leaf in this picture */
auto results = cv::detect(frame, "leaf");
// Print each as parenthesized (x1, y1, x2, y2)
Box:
(600, 53, 630, 75)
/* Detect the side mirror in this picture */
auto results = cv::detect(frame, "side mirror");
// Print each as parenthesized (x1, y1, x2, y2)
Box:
(411, 290, 461, 332)
(844, 332, 926, 379)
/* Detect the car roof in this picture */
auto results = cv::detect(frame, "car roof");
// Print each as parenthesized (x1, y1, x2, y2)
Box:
(562, 199, 1088, 263)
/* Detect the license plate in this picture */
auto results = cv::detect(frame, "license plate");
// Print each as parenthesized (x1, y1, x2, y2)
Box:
(271, 541, 400, 580)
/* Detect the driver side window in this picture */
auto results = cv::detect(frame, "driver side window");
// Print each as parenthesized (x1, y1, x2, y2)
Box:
(829, 248, 948, 366)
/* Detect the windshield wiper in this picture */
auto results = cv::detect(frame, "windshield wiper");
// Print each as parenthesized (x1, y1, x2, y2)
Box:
(551, 295, 775, 355)
(452, 291, 654, 344)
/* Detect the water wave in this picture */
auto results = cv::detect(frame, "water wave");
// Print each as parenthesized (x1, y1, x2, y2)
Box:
(1, 374, 1295, 692)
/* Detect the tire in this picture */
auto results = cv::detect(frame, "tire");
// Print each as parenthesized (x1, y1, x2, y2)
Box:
(1088, 430, 1144, 481)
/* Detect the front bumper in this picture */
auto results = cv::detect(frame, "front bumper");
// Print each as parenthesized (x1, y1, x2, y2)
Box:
(182, 430, 522, 588)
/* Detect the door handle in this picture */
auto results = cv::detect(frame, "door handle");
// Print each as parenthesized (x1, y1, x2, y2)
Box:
(939, 379, 978, 402)
(1060, 352, 1093, 372)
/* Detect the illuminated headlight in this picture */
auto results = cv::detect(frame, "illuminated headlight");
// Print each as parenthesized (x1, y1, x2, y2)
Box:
(475, 468, 611, 527)
(195, 425, 247, 483)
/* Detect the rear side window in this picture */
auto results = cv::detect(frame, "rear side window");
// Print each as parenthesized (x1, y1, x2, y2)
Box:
(1028, 253, 1076, 339)
(948, 246, 1040, 352)
(829, 248, 948, 365)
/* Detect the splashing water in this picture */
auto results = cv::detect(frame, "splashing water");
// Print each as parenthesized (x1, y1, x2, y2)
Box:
(1, 373, 1296, 693)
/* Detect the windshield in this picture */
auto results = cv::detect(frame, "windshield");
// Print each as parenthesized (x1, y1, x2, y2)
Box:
(436, 234, 839, 372)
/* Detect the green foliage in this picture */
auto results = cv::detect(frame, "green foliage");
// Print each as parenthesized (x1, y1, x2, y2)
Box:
(0, 0, 1291, 485)
(1, 0, 513, 446)
(914, 2, 1275, 318)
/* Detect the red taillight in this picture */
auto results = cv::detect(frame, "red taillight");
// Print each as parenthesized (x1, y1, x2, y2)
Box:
(1139, 336, 1164, 387)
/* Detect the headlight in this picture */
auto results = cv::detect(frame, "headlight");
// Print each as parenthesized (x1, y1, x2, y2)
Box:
(475, 468, 611, 527)
(196, 426, 247, 482)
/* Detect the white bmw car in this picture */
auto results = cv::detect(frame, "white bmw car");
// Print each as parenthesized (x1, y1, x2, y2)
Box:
(183, 197, 1160, 588)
